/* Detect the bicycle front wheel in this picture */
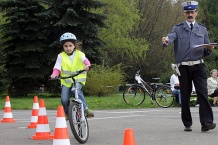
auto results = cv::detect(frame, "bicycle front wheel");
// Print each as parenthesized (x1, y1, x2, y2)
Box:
(155, 85, 174, 108)
(123, 85, 146, 105)
(68, 101, 89, 144)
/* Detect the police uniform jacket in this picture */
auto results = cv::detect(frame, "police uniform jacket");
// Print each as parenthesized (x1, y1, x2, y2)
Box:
(167, 21, 212, 63)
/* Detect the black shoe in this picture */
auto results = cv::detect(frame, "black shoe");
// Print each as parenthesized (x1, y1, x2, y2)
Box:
(184, 126, 192, 131)
(201, 123, 216, 132)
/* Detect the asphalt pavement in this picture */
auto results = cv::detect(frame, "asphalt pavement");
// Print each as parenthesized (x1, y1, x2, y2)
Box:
(0, 107, 218, 145)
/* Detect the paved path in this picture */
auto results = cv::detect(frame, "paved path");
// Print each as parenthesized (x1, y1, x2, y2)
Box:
(0, 107, 218, 145)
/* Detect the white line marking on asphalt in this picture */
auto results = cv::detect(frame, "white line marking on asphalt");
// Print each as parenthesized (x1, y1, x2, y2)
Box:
(88, 114, 147, 120)
(88, 114, 182, 121)
(94, 110, 162, 114)
(15, 120, 55, 123)
(18, 127, 27, 129)
(15, 119, 30, 121)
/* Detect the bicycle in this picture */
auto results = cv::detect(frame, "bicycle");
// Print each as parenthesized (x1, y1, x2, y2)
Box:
(123, 70, 174, 108)
(52, 70, 89, 144)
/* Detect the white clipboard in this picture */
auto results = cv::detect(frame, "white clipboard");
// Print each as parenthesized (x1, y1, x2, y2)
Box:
(192, 43, 217, 49)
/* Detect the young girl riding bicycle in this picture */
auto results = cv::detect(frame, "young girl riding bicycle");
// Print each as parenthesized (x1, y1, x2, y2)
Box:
(50, 32, 94, 119)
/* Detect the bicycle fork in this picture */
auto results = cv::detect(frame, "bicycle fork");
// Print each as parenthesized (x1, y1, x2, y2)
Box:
(72, 87, 85, 123)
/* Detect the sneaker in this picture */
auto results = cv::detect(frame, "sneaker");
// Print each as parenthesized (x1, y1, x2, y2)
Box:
(85, 109, 94, 118)
(65, 114, 69, 121)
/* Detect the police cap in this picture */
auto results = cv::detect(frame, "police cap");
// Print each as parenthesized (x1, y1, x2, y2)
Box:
(181, 1, 198, 11)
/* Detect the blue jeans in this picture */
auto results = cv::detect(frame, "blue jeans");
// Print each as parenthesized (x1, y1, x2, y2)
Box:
(61, 83, 88, 115)
(173, 89, 181, 104)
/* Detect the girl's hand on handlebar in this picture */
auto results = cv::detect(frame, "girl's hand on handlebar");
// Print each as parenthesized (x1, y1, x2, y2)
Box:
(50, 74, 58, 79)
(84, 66, 90, 71)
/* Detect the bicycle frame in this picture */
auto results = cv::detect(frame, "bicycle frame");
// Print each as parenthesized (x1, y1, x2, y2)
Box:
(135, 70, 163, 101)
(52, 69, 89, 143)
(59, 70, 86, 122)
(135, 71, 153, 94)
(71, 78, 85, 123)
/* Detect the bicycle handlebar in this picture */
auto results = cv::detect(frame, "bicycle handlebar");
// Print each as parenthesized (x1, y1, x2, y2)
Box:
(136, 70, 140, 74)
(49, 70, 85, 80)
(59, 70, 85, 79)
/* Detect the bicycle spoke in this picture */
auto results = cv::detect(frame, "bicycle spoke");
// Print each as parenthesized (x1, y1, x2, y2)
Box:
(155, 86, 174, 108)
(123, 86, 146, 105)
(77, 124, 83, 138)
(69, 102, 89, 143)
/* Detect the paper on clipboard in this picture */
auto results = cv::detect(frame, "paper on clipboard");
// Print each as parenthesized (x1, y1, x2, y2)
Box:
(192, 43, 217, 49)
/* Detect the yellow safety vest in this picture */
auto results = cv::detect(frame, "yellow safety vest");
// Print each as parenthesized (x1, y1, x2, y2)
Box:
(60, 50, 87, 87)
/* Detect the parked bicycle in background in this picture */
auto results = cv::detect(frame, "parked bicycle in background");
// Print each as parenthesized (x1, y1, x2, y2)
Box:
(123, 70, 174, 108)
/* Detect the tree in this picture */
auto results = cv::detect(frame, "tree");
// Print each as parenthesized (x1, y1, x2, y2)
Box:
(39, 0, 106, 64)
(0, 0, 106, 95)
(0, 57, 8, 93)
(38, 0, 106, 93)
(0, 0, 48, 96)
(198, 0, 218, 42)
(129, 0, 184, 82)
(198, 0, 218, 73)
(91, 0, 149, 82)
(97, 0, 148, 59)
(0, 12, 8, 93)
(91, 0, 186, 83)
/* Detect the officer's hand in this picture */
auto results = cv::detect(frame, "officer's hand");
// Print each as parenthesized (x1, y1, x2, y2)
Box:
(206, 45, 215, 51)
(162, 37, 169, 46)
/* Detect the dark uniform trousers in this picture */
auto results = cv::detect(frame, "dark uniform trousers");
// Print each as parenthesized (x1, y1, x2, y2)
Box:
(178, 63, 214, 127)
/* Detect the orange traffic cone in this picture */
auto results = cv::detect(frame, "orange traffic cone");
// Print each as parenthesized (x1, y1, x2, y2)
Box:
(27, 96, 39, 128)
(32, 99, 53, 140)
(123, 128, 136, 145)
(53, 106, 70, 145)
(1, 96, 15, 123)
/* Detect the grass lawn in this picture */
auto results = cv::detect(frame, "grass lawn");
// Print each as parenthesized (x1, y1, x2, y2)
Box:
(0, 92, 181, 110)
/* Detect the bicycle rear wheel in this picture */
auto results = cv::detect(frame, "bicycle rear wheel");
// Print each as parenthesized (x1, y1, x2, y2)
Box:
(123, 85, 146, 105)
(155, 85, 174, 108)
(68, 101, 89, 144)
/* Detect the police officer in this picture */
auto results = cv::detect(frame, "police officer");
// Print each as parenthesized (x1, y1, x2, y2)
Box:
(162, 1, 216, 132)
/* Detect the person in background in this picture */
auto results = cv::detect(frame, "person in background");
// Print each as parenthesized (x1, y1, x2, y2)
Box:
(162, 1, 216, 132)
(50, 32, 94, 119)
(207, 69, 218, 107)
(170, 71, 181, 105)
(192, 82, 196, 94)
(191, 82, 200, 107)
(195, 96, 200, 107)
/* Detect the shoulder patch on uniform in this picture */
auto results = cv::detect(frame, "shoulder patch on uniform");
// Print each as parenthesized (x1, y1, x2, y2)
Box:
(198, 23, 206, 27)
(175, 23, 183, 26)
